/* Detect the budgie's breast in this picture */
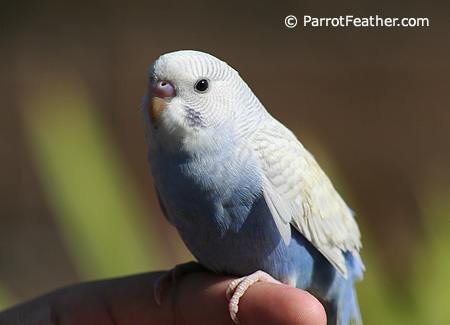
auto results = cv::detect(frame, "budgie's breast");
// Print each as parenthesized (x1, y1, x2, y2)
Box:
(148, 143, 326, 288)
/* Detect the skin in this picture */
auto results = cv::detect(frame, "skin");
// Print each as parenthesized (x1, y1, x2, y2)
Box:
(0, 271, 326, 325)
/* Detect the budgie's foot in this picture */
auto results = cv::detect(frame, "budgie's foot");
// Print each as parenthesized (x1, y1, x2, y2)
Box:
(226, 270, 283, 324)
(154, 261, 206, 306)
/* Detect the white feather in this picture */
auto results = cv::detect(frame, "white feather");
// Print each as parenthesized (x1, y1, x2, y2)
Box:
(251, 118, 364, 277)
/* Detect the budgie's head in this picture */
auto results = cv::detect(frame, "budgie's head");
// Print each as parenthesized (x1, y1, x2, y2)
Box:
(141, 50, 264, 152)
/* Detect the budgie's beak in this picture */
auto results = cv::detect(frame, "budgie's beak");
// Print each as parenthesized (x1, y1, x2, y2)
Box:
(149, 79, 176, 122)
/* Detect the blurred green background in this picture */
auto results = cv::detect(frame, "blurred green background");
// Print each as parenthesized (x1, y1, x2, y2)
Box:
(1, 1, 449, 324)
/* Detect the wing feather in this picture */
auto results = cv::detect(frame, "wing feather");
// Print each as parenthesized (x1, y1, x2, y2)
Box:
(252, 118, 364, 277)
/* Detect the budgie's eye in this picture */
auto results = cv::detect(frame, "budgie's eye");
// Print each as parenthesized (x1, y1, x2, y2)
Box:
(195, 79, 209, 92)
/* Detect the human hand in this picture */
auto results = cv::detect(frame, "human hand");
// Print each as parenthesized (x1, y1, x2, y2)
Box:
(0, 270, 326, 324)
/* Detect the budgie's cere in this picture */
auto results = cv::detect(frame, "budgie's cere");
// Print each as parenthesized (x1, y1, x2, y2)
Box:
(141, 50, 364, 324)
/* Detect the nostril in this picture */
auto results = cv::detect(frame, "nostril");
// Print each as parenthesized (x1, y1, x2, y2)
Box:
(151, 80, 176, 98)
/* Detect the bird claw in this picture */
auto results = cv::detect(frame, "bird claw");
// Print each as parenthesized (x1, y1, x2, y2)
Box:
(226, 270, 283, 324)
(154, 261, 206, 306)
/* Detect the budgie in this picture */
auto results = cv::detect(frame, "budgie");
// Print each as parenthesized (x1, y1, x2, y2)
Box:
(141, 50, 364, 324)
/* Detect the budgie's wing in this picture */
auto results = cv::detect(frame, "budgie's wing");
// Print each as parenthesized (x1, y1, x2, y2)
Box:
(252, 119, 363, 278)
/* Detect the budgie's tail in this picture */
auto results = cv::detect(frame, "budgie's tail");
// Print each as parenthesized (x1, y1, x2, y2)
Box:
(324, 284, 362, 325)
(338, 253, 364, 324)
(338, 286, 362, 325)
